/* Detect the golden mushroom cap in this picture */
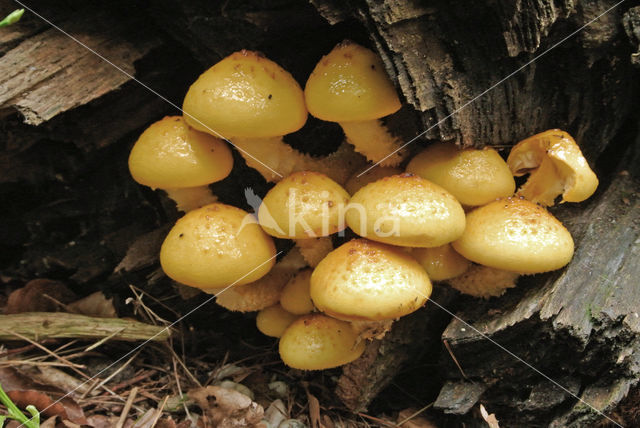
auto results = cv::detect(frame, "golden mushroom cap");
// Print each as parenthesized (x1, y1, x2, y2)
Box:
(304, 41, 401, 122)
(279, 313, 365, 370)
(310, 239, 432, 321)
(258, 171, 350, 239)
(346, 174, 466, 247)
(280, 268, 314, 315)
(183, 50, 307, 138)
(256, 304, 298, 338)
(452, 197, 574, 273)
(507, 129, 599, 206)
(128, 116, 233, 189)
(410, 244, 471, 281)
(406, 143, 515, 207)
(160, 203, 276, 291)
(344, 166, 403, 195)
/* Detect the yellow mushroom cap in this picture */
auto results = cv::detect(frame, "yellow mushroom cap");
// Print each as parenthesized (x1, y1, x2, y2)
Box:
(310, 239, 432, 321)
(346, 174, 466, 247)
(452, 197, 574, 273)
(280, 268, 314, 315)
(160, 203, 276, 291)
(410, 244, 471, 281)
(258, 171, 350, 239)
(406, 143, 515, 207)
(304, 41, 401, 122)
(128, 116, 233, 189)
(183, 50, 307, 138)
(447, 264, 520, 299)
(344, 166, 403, 195)
(507, 129, 599, 206)
(279, 314, 365, 370)
(256, 304, 298, 338)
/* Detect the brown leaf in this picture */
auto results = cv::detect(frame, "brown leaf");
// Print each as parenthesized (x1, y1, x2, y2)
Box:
(84, 415, 122, 428)
(480, 404, 500, 428)
(115, 227, 170, 273)
(5, 279, 77, 314)
(188, 386, 264, 428)
(397, 408, 439, 428)
(0, 367, 87, 425)
(307, 391, 321, 428)
(67, 291, 117, 318)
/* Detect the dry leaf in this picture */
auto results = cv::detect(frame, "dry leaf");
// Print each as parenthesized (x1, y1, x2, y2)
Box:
(397, 408, 439, 428)
(4, 279, 76, 314)
(115, 227, 169, 273)
(306, 391, 321, 428)
(67, 291, 117, 318)
(480, 404, 500, 428)
(84, 414, 123, 428)
(0, 367, 87, 425)
(188, 386, 264, 428)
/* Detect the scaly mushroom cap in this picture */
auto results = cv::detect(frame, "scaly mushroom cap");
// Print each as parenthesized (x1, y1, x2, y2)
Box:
(344, 166, 403, 195)
(452, 197, 574, 273)
(280, 268, 315, 315)
(258, 171, 350, 239)
(160, 203, 276, 291)
(256, 304, 298, 338)
(507, 129, 599, 206)
(410, 244, 471, 281)
(447, 264, 520, 298)
(346, 174, 466, 247)
(304, 41, 401, 122)
(279, 313, 365, 370)
(406, 143, 515, 207)
(311, 239, 431, 321)
(183, 50, 307, 138)
(128, 116, 233, 189)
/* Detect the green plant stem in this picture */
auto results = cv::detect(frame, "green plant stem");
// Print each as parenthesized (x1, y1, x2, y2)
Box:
(0, 382, 40, 428)
(0, 9, 24, 27)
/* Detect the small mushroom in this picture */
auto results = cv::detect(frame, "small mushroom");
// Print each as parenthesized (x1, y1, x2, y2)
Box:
(258, 171, 350, 266)
(305, 41, 407, 166)
(256, 304, 298, 338)
(507, 129, 599, 206)
(406, 142, 515, 207)
(452, 197, 574, 273)
(279, 313, 366, 370)
(280, 268, 315, 315)
(310, 239, 432, 321)
(160, 203, 276, 292)
(410, 244, 471, 281)
(346, 174, 466, 248)
(128, 116, 233, 212)
(182, 50, 363, 183)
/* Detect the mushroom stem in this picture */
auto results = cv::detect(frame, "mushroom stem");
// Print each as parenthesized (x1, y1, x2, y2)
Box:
(350, 319, 394, 341)
(231, 137, 366, 184)
(339, 120, 407, 167)
(164, 186, 218, 212)
(295, 237, 333, 267)
(447, 265, 520, 299)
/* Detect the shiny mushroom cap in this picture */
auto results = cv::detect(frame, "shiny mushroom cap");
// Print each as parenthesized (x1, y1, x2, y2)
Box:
(183, 50, 307, 138)
(258, 171, 350, 239)
(410, 244, 471, 281)
(310, 239, 432, 321)
(304, 41, 401, 122)
(256, 304, 298, 338)
(160, 203, 276, 291)
(346, 174, 466, 247)
(452, 197, 574, 273)
(406, 142, 515, 207)
(344, 166, 403, 195)
(280, 268, 315, 315)
(128, 116, 233, 189)
(507, 129, 599, 206)
(279, 313, 365, 370)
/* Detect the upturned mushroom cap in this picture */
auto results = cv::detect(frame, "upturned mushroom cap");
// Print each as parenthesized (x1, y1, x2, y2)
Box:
(507, 129, 598, 205)
(160, 203, 276, 291)
(128, 116, 233, 189)
(406, 143, 515, 207)
(258, 171, 350, 239)
(280, 268, 314, 315)
(452, 197, 574, 273)
(304, 41, 401, 122)
(344, 166, 403, 195)
(346, 174, 466, 247)
(310, 239, 431, 321)
(183, 50, 307, 138)
(256, 304, 298, 338)
(411, 244, 471, 281)
(279, 313, 365, 370)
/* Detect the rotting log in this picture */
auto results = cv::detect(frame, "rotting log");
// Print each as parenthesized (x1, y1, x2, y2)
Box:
(0, 312, 171, 342)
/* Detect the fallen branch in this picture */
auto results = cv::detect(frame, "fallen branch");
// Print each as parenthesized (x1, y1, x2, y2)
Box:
(0, 313, 171, 342)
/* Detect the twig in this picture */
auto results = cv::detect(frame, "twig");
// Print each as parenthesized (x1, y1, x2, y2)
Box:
(443, 339, 468, 379)
(81, 351, 140, 399)
(396, 402, 434, 426)
(116, 386, 138, 428)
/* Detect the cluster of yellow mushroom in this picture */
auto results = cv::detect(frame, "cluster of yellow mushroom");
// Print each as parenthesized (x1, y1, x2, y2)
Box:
(127, 41, 599, 371)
